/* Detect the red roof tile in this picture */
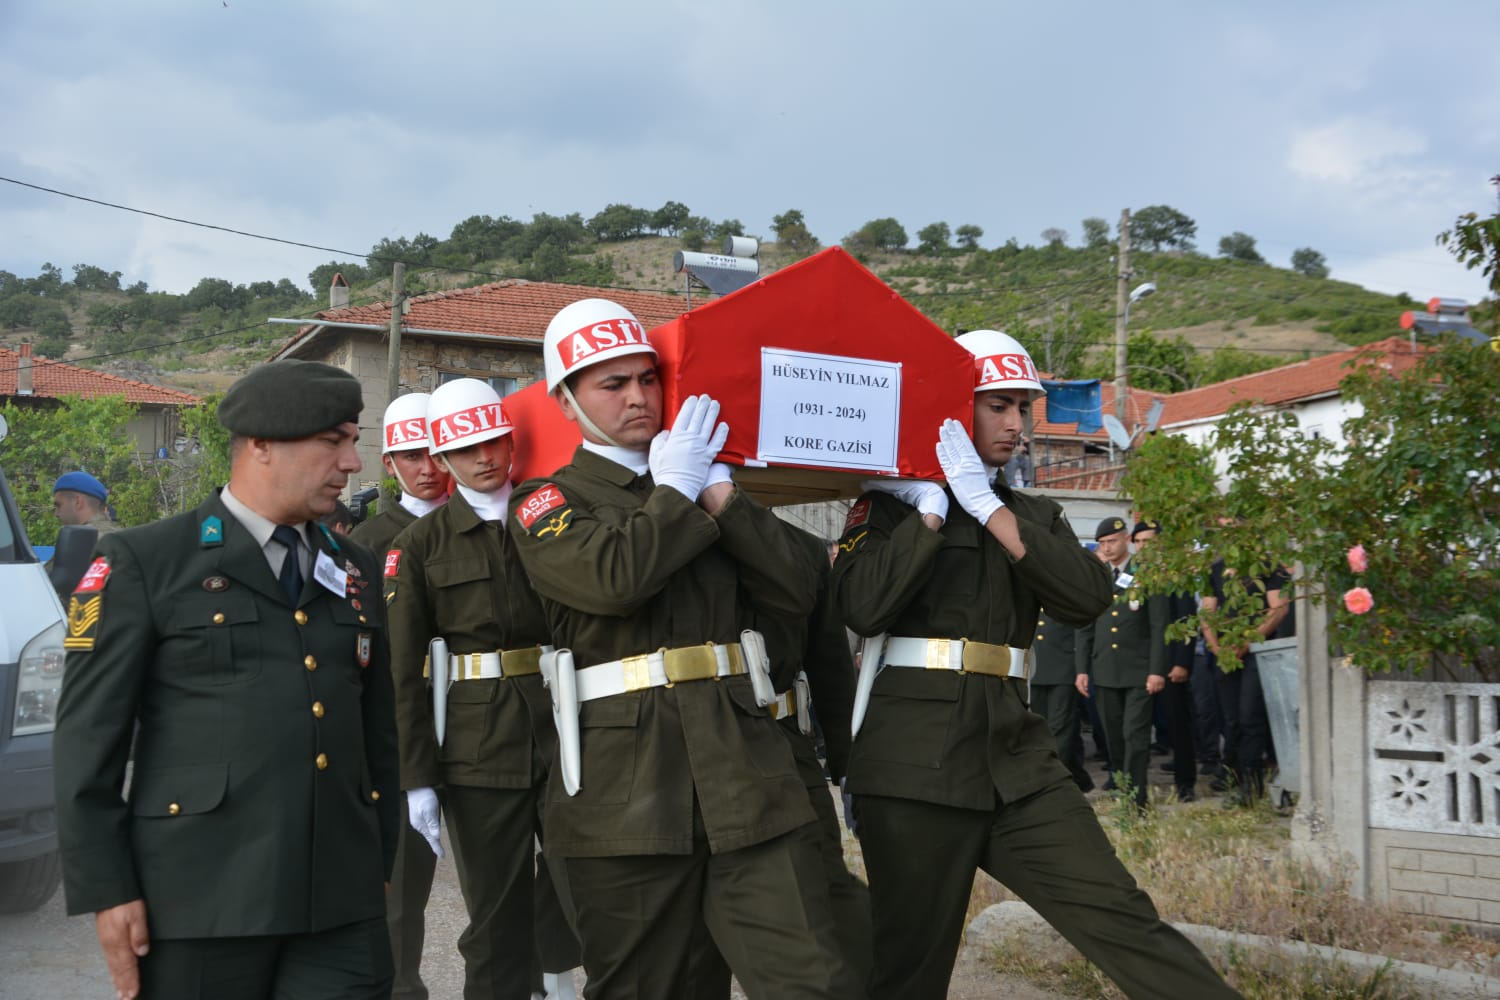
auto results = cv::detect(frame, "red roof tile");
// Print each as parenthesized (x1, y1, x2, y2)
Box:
(1158, 336, 1426, 426)
(281, 279, 687, 353)
(0, 347, 200, 406)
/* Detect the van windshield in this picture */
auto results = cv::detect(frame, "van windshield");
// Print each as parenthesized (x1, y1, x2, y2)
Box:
(0, 469, 33, 564)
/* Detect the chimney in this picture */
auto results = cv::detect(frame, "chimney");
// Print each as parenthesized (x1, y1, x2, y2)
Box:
(330, 272, 350, 309)
(18, 342, 34, 396)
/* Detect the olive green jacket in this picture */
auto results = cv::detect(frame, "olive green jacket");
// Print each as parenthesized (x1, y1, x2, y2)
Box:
(1029, 611, 1078, 687)
(510, 447, 819, 858)
(1075, 558, 1170, 689)
(347, 501, 417, 561)
(830, 483, 1112, 810)
(384, 489, 554, 792)
(53, 493, 399, 938)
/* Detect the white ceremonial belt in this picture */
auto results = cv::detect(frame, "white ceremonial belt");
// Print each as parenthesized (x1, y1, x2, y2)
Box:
(575, 642, 747, 703)
(884, 636, 1028, 680)
(423, 646, 544, 681)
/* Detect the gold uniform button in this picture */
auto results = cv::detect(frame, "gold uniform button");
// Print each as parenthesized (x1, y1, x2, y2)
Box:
(371, 790, 381, 802)
(1111, 643, 1119, 650)
(294, 610, 308, 625)
(358, 615, 368, 624)
(1036, 633, 1045, 641)
(212, 612, 225, 625)
(315, 753, 328, 770)
(305, 655, 317, 671)
(1111, 610, 1119, 617)
(1110, 627, 1119, 633)
(168, 803, 181, 816)
(312, 701, 325, 718)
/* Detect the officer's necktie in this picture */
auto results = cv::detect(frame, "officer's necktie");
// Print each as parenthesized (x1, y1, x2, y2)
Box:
(272, 525, 303, 604)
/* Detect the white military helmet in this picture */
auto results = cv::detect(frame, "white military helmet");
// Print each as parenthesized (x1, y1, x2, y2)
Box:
(381, 392, 433, 454)
(543, 298, 656, 393)
(954, 329, 1046, 397)
(425, 378, 513, 456)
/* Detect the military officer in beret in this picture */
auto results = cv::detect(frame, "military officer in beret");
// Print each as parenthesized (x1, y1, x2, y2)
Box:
(53, 359, 400, 1000)
(509, 299, 852, 999)
(833, 330, 1240, 1000)
(348, 392, 452, 1000)
(384, 379, 579, 1000)
(1028, 610, 1093, 792)
(1076, 517, 1169, 809)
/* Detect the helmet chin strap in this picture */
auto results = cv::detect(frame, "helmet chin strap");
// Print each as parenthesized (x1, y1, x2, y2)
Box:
(388, 461, 417, 498)
(560, 382, 624, 448)
(436, 453, 480, 493)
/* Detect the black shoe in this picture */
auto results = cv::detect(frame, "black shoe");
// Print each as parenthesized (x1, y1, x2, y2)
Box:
(1101, 777, 1118, 792)
(1159, 760, 1176, 773)
(1074, 775, 1096, 794)
(1176, 788, 1197, 803)
(1209, 776, 1229, 793)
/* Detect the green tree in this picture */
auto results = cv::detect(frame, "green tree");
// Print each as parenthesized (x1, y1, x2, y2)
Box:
(1217, 231, 1266, 264)
(771, 210, 807, 241)
(954, 224, 984, 251)
(1290, 247, 1330, 278)
(710, 219, 745, 240)
(307, 261, 368, 294)
(916, 222, 951, 254)
(1437, 174, 1500, 337)
(1125, 331, 1194, 392)
(587, 203, 651, 241)
(844, 218, 907, 254)
(71, 264, 122, 291)
(652, 201, 691, 236)
(1081, 217, 1111, 249)
(1131, 205, 1197, 252)
(1041, 227, 1068, 247)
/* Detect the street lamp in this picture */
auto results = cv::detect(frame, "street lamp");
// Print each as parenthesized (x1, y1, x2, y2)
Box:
(1113, 281, 1157, 423)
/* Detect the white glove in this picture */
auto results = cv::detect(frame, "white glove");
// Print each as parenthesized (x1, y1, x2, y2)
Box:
(936, 419, 1003, 524)
(702, 461, 735, 495)
(648, 394, 731, 501)
(860, 478, 948, 523)
(406, 787, 443, 858)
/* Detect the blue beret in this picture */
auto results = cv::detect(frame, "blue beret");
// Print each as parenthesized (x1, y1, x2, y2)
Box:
(53, 471, 108, 501)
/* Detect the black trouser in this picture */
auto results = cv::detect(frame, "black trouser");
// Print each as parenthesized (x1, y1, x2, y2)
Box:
(1031, 683, 1093, 792)
(1094, 685, 1153, 807)
(1216, 653, 1270, 800)
(857, 786, 1238, 1000)
(1190, 649, 1224, 772)
(1159, 675, 1198, 796)
(140, 916, 392, 1000)
(389, 792, 439, 1000)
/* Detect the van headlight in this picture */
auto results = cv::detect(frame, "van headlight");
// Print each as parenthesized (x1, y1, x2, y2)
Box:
(15, 621, 66, 736)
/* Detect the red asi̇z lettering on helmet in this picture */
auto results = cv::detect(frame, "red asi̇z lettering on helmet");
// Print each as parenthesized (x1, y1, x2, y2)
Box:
(555, 318, 647, 371)
(385, 417, 427, 449)
(430, 403, 508, 446)
(976, 353, 1038, 384)
(517, 485, 568, 531)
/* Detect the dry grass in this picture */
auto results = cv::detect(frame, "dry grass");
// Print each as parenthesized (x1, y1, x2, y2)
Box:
(934, 790, 1500, 998)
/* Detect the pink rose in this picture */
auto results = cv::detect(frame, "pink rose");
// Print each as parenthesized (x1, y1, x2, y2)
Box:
(1347, 544, 1368, 573)
(1343, 587, 1375, 615)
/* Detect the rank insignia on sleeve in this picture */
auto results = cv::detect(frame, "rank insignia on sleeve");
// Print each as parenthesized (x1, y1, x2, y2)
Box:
(357, 632, 372, 668)
(844, 499, 871, 531)
(383, 550, 401, 577)
(64, 594, 102, 650)
(838, 529, 868, 554)
(534, 508, 573, 539)
(75, 557, 112, 594)
(516, 484, 568, 534)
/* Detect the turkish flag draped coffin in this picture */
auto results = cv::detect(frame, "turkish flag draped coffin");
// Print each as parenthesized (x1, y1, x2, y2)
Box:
(506, 247, 976, 505)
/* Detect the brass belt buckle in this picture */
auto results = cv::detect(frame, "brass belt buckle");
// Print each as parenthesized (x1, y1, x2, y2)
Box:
(501, 646, 541, 676)
(665, 644, 719, 683)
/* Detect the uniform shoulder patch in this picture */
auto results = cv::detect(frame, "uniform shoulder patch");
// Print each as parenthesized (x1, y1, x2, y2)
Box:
(75, 557, 112, 594)
(844, 499, 871, 531)
(516, 484, 569, 533)
(65, 593, 103, 651)
(383, 550, 401, 577)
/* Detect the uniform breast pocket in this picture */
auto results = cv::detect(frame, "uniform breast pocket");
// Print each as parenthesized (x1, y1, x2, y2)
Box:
(933, 520, 983, 597)
(162, 595, 261, 685)
(427, 556, 495, 622)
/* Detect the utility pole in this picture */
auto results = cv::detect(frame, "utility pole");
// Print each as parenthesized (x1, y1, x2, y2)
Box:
(1114, 209, 1132, 425)
(381, 262, 406, 512)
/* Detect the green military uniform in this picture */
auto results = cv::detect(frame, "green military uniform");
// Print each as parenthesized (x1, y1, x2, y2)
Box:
(54, 492, 400, 997)
(1077, 558, 1170, 807)
(350, 501, 436, 1000)
(1029, 610, 1093, 792)
(510, 447, 853, 1000)
(385, 487, 574, 1000)
(832, 482, 1239, 1000)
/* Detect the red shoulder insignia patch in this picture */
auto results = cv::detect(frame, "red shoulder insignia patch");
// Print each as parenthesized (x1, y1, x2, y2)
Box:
(844, 499, 871, 531)
(516, 484, 568, 532)
(383, 550, 401, 577)
(74, 557, 112, 594)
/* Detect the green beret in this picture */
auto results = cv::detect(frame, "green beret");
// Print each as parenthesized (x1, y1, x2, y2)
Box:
(1095, 516, 1128, 541)
(218, 360, 363, 439)
(1131, 518, 1161, 539)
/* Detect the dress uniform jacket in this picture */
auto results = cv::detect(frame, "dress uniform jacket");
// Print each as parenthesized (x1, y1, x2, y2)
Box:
(1030, 611, 1077, 686)
(1075, 559, 1169, 687)
(348, 502, 417, 564)
(510, 447, 819, 858)
(384, 489, 555, 792)
(831, 482, 1112, 810)
(53, 492, 399, 939)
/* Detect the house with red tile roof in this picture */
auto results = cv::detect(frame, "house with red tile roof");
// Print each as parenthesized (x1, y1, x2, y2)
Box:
(271, 276, 688, 489)
(0, 343, 201, 456)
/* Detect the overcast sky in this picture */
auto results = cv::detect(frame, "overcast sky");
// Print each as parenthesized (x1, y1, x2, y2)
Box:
(2, 1, 1497, 307)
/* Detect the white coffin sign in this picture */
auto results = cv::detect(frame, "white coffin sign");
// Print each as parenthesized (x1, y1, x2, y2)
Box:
(757, 347, 902, 473)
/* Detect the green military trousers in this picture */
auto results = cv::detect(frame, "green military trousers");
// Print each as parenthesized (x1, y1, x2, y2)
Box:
(1029, 683, 1094, 793)
(856, 782, 1241, 1000)
(1094, 685, 1155, 807)
(389, 791, 439, 1000)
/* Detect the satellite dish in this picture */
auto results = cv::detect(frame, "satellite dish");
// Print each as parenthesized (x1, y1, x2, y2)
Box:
(1144, 399, 1165, 433)
(1101, 413, 1133, 450)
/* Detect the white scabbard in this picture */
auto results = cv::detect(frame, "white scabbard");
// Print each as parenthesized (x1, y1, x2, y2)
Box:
(851, 632, 888, 739)
(541, 647, 582, 796)
(429, 637, 450, 748)
(740, 629, 777, 708)
(793, 671, 813, 737)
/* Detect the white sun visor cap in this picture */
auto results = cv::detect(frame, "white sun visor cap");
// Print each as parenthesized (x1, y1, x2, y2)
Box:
(425, 378, 514, 455)
(954, 329, 1046, 397)
(543, 297, 658, 393)
(382, 392, 433, 453)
